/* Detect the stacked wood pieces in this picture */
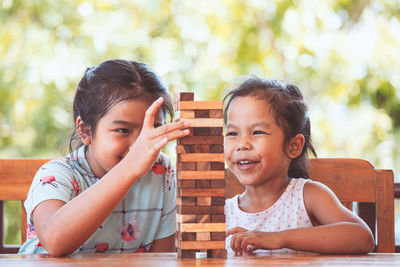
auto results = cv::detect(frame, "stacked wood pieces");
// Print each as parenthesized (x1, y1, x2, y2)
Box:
(175, 92, 226, 258)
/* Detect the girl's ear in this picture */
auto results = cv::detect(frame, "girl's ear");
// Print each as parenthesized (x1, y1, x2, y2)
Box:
(76, 116, 92, 145)
(286, 134, 305, 159)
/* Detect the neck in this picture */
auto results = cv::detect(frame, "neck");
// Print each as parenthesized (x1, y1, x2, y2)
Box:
(239, 176, 290, 213)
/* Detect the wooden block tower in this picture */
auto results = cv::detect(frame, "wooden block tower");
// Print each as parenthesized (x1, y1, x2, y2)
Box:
(175, 92, 226, 258)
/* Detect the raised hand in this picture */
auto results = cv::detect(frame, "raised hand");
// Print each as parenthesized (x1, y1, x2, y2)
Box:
(124, 97, 190, 178)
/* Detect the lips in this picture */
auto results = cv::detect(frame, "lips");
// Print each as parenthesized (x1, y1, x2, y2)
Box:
(235, 159, 260, 170)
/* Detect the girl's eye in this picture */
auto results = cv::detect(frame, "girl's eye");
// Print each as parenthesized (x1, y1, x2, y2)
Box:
(116, 128, 129, 134)
(225, 131, 237, 136)
(253, 130, 266, 135)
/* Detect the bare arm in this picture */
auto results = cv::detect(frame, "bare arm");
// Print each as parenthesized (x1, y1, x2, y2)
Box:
(227, 181, 374, 255)
(33, 98, 189, 256)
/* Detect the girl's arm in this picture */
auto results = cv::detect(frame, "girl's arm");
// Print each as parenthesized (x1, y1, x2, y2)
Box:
(32, 98, 189, 256)
(227, 181, 374, 255)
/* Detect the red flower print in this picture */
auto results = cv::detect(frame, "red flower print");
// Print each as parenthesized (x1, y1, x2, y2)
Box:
(71, 179, 81, 196)
(152, 163, 166, 174)
(40, 176, 58, 187)
(120, 223, 135, 242)
(95, 243, 109, 253)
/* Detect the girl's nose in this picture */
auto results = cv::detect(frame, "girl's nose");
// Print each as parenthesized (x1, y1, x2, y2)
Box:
(236, 137, 251, 151)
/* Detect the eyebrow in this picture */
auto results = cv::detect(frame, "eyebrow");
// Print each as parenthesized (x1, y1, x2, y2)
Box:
(250, 121, 272, 128)
(111, 120, 138, 127)
(226, 121, 272, 129)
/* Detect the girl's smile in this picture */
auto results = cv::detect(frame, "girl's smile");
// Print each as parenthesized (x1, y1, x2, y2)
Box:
(234, 158, 261, 171)
(224, 95, 291, 187)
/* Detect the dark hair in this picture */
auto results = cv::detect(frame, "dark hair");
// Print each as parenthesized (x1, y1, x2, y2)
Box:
(223, 77, 317, 179)
(69, 59, 174, 153)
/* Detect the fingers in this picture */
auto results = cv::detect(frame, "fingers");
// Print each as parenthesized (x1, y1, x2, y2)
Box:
(226, 227, 247, 237)
(146, 121, 190, 144)
(152, 120, 189, 136)
(148, 137, 169, 156)
(143, 97, 164, 129)
(229, 229, 257, 256)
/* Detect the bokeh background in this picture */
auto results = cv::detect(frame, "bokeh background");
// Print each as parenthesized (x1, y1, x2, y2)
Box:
(1, 0, 399, 247)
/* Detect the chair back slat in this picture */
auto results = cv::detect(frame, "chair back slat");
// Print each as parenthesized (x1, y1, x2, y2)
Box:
(308, 158, 376, 202)
(0, 158, 51, 253)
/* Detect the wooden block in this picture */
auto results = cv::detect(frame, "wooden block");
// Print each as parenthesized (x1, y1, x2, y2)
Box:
(196, 162, 210, 171)
(194, 144, 210, 153)
(211, 215, 225, 223)
(177, 197, 196, 206)
(209, 144, 224, 153)
(194, 127, 210, 136)
(178, 188, 225, 197)
(176, 145, 195, 154)
(177, 129, 194, 144)
(178, 240, 225, 250)
(209, 109, 223, 118)
(178, 136, 223, 145)
(211, 162, 225, 170)
(178, 118, 223, 127)
(211, 197, 225, 206)
(177, 249, 196, 258)
(180, 223, 226, 232)
(211, 232, 226, 241)
(176, 214, 197, 223)
(178, 92, 194, 101)
(197, 215, 210, 223)
(195, 110, 210, 118)
(177, 179, 196, 188)
(179, 101, 222, 110)
(178, 205, 224, 215)
(197, 232, 211, 241)
(211, 179, 225, 188)
(197, 196, 211, 205)
(196, 180, 211, 188)
(177, 171, 225, 180)
(210, 127, 223, 136)
(177, 232, 196, 241)
(176, 162, 196, 171)
(207, 249, 227, 258)
(176, 110, 195, 119)
(180, 153, 224, 162)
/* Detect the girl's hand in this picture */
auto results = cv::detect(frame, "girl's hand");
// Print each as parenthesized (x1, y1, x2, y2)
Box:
(227, 227, 284, 256)
(124, 97, 190, 178)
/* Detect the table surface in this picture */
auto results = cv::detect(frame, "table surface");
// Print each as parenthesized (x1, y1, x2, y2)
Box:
(0, 252, 399, 266)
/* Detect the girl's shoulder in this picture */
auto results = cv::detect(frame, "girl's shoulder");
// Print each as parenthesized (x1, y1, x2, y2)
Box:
(303, 179, 335, 197)
(35, 146, 90, 181)
(303, 179, 342, 213)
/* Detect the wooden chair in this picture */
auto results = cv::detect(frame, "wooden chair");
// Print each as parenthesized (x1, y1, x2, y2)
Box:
(0, 159, 50, 253)
(226, 158, 395, 253)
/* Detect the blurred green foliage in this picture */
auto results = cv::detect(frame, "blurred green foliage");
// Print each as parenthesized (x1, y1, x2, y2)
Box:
(3, 201, 21, 245)
(1, 0, 400, 245)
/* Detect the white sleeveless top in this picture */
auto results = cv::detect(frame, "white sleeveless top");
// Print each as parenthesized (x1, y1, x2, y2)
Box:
(225, 178, 313, 255)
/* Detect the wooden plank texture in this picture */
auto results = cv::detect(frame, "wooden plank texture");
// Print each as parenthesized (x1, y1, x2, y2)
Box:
(177, 240, 225, 250)
(177, 171, 225, 180)
(179, 153, 224, 162)
(177, 118, 223, 127)
(179, 223, 226, 232)
(179, 101, 223, 110)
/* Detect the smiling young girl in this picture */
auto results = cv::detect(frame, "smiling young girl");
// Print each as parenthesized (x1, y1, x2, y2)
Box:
(223, 77, 374, 256)
(19, 59, 190, 256)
